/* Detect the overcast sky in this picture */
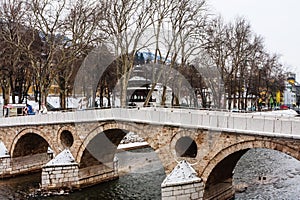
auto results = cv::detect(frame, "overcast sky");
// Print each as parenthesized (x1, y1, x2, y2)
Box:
(208, 0, 300, 78)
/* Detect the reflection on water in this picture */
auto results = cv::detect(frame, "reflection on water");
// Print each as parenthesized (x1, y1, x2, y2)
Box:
(2, 148, 300, 199)
(0, 173, 40, 200)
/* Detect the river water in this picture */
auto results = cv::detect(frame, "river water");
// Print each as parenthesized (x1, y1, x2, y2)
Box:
(1, 147, 300, 199)
(234, 148, 300, 199)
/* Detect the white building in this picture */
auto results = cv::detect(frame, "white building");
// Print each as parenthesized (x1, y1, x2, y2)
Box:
(283, 72, 297, 107)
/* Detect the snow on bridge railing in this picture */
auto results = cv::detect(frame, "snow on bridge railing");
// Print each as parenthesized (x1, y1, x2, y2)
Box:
(0, 107, 300, 138)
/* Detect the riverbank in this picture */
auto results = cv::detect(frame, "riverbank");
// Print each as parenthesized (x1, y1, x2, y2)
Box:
(117, 141, 149, 151)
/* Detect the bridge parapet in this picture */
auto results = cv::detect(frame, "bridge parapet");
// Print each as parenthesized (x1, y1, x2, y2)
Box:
(0, 108, 299, 138)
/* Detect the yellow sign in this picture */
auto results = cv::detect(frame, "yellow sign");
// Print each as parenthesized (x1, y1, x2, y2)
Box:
(276, 91, 281, 103)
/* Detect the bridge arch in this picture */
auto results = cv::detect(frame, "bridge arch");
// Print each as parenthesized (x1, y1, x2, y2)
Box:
(6, 128, 57, 176)
(75, 121, 156, 164)
(10, 128, 55, 157)
(201, 139, 299, 182)
(201, 139, 299, 199)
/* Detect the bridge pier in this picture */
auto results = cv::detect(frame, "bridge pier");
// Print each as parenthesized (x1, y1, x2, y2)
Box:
(42, 162, 80, 190)
(0, 153, 52, 178)
(41, 149, 119, 191)
(203, 179, 235, 200)
(41, 149, 80, 190)
(0, 156, 12, 177)
(161, 160, 204, 200)
(161, 160, 235, 200)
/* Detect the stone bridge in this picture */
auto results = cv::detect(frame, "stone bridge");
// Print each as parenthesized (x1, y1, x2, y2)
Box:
(1, 107, 300, 199)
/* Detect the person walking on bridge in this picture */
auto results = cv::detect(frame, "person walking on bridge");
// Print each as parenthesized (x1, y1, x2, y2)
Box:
(40, 103, 48, 114)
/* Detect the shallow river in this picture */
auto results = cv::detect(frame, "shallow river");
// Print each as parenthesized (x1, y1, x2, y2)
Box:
(1, 148, 300, 199)
(234, 148, 300, 199)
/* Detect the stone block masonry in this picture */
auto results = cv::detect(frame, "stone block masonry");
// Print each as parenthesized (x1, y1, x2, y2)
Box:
(78, 160, 119, 188)
(12, 153, 51, 174)
(41, 163, 80, 190)
(41, 149, 80, 190)
(0, 156, 12, 177)
(0, 153, 51, 178)
(41, 149, 119, 191)
(162, 182, 204, 200)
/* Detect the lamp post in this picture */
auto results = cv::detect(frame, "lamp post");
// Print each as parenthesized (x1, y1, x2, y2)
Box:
(257, 64, 263, 111)
(24, 92, 28, 105)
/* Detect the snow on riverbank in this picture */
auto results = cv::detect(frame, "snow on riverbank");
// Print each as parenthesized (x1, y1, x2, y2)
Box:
(117, 142, 149, 150)
(0, 141, 9, 158)
(118, 132, 149, 150)
(119, 132, 145, 144)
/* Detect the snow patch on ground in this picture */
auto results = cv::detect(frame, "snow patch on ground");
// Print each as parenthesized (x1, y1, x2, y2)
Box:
(253, 109, 298, 117)
(120, 132, 145, 144)
(118, 132, 149, 150)
(117, 142, 149, 150)
(0, 141, 9, 158)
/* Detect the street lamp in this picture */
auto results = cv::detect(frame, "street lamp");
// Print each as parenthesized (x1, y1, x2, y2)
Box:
(24, 92, 28, 104)
(257, 64, 263, 111)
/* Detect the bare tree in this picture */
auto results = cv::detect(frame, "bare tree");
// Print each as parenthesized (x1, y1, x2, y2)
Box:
(193, 52, 223, 108)
(100, 0, 155, 107)
(142, 0, 174, 107)
(144, 0, 208, 107)
(260, 53, 285, 99)
(204, 16, 285, 110)
(228, 18, 257, 110)
(15, 0, 70, 108)
(56, 0, 105, 109)
(0, 0, 37, 105)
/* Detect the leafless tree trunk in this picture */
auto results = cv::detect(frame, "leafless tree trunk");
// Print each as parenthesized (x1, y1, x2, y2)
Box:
(20, 0, 70, 108)
(203, 16, 281, 110)
(144, 0, 207, 107)
(56, 0, 104, 109)
(0, 0, 35, 104)
(101, 0, 155, 107)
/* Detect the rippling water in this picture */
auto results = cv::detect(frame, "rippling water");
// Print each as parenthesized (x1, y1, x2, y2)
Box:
(234, 148, 300, 199)
(0, 173, 40, 200)
(0, 147, 166, 200)
(1, 148, 300, 199)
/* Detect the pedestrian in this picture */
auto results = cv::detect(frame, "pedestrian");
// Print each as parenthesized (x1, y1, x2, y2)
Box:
(23, 105, 28, 116)
(40, 103, 48, 114)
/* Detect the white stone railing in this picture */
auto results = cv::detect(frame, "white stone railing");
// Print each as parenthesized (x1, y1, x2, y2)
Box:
(0, 107, 300, 138)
